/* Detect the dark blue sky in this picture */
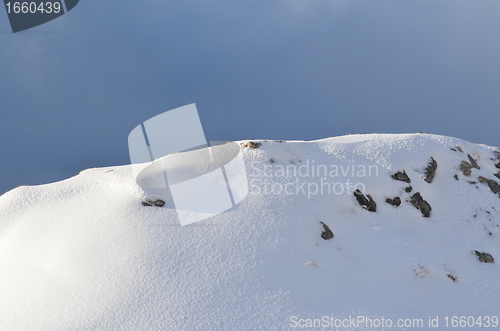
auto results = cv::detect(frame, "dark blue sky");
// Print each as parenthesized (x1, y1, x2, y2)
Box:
(1, 0, 499, 195)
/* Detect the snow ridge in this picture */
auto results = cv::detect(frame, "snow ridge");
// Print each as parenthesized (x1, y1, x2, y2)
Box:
(0, 133, 499, 330)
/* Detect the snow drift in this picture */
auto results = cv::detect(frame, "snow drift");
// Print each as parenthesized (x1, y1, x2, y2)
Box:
(0, 133, 499, 330)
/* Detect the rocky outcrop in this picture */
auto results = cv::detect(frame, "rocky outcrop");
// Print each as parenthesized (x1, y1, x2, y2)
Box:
(320, 222, 334, 240)
(353, 189, 376, 212)
(392, 171, 411, 183)
(410, 192, 431, 218)
(475, 251, 495, 263)
(478, 176, 500, 197)
(424, 157, 437, 183)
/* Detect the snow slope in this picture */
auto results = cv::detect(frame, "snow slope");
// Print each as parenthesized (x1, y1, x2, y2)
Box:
(0, 133, 499, 330)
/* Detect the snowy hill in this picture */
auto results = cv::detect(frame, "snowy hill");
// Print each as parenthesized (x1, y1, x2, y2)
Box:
(0, 133, 499, 330)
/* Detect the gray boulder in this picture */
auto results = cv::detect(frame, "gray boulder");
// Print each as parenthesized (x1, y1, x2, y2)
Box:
(320, 222, 334, 240)
(392, 171, 411, 183)
(460, 161, 473, 176)
(410, 192, 431, 218)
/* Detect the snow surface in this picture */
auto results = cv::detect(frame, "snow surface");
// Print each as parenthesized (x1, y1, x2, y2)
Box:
(0, 133, 499, 330)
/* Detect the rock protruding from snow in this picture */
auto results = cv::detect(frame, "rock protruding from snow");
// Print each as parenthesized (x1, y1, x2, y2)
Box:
(410, 192, 432, 218)
(478, 176, 500, 197)
(460, 161, 473, 176)
(494, 151, 500, 179)
(460, 155, 481, 176)
(392, 171, 411, 183)
(353, 189, 377, 212)
(386, 197, 401, 207)
(467, 154, 480, 170)
(424, 157, 438, 183)
(475, 251, 495, 263)
(241, 141, 261, 149)
(142, 199, 165, 207)
(320, 222, 334, 240)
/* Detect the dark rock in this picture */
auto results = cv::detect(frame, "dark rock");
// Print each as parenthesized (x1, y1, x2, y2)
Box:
(405, 186, 413, 193)
(320, 222, 334, 240)
(386, 197, 401, 207)
(475, 251, 495, 263)
(495, 173, 500, 180)
(460, 161, 472, 176)
(142, 199, 165, 207)
(496, 162, 500, 170)
(241, 141, 261, 149)
(454, 174, 459, 180)
(410, 192, 432, 218)
(424, 157, 438, 183)
(353, 189, 377, 212)
(392, 171, 411, 183)
(447, 274, 458, 282)
(467, 154, 480, 170)
(153, 199, 165, 207)
(478, 176, 500, 197)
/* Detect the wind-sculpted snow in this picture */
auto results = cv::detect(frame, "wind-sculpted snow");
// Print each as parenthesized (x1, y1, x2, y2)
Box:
(0, 134, 498, 330)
